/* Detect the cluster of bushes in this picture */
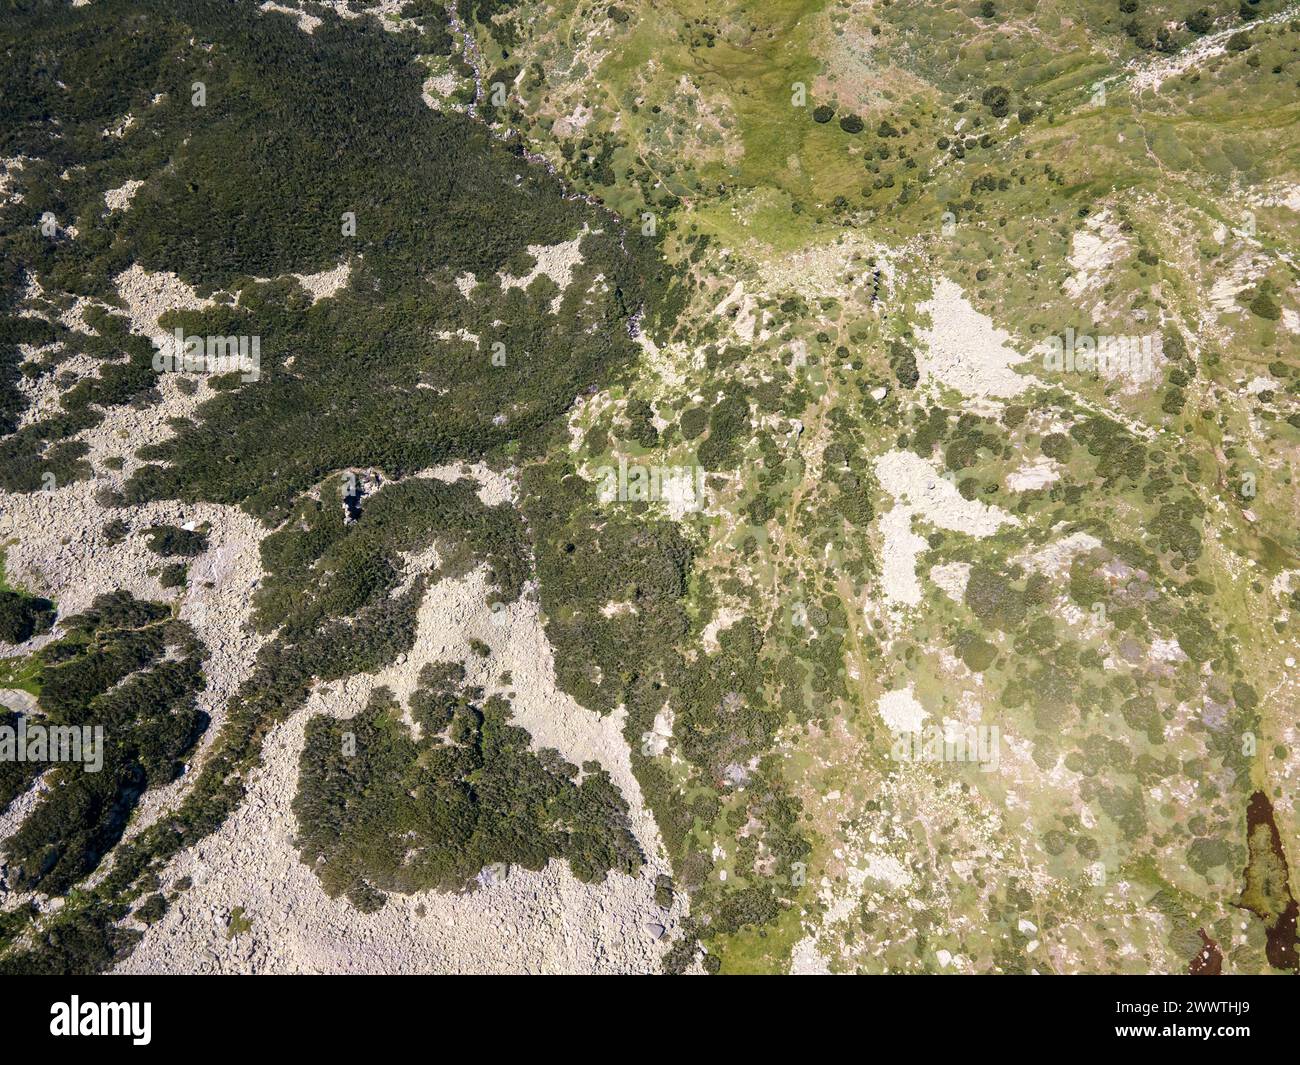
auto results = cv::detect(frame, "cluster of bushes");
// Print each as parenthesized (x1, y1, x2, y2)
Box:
(980, 85, 1011, 118)
(144, 525, 208, 558)
(908, 403, 952, 457)
(1149, 497, 1204, 563)
(0, 589, 55, 645)
(254, 475, 530, 638)
(889, 339, 919, 389)
(679, 406, 708, 440)
(0, 310, 162, 493)
(965, 562, 1044, 632)
(0, 592, 207, 899)
(294, 663, 643, 910)
(0, 707, 45, 815)
(1069, 415, 1148, 485)
(624, 398, 660, 449)
(824, 437, 875, 529)
(524, 459, 691, 714)
(696, 387, 750, 471)
(158, 563, 188, 589)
